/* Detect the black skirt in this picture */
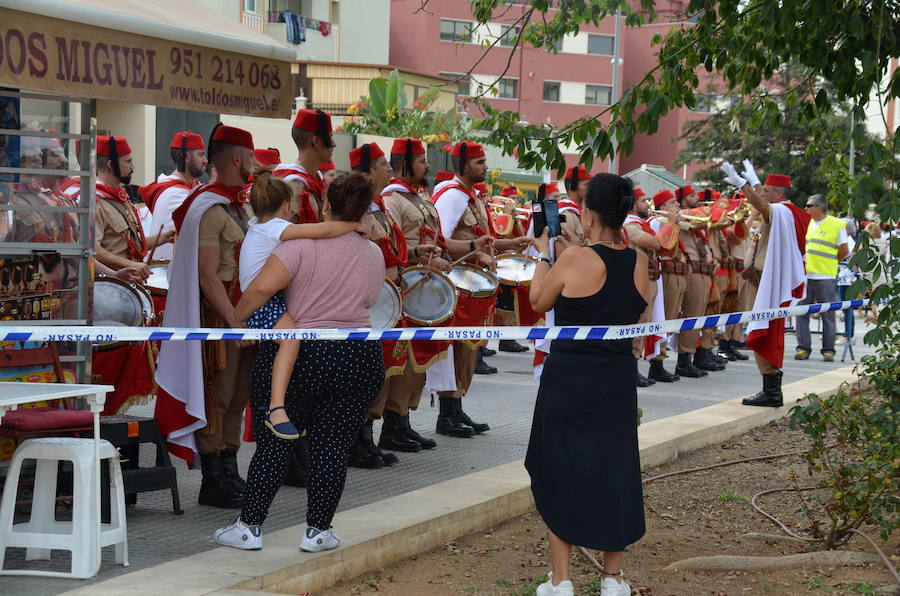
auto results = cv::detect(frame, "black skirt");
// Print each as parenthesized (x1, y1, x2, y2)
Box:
(524, 340, 645, 551)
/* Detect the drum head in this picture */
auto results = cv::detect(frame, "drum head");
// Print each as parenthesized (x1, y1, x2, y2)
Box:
(495, 254, 538, 286)
(146, 263, 169, 294)
(448, 264, 498, 297)
(368, 279, 402, 329)
(400, 267, 456, 325)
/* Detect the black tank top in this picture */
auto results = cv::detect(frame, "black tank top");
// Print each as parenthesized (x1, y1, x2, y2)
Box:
(552, 244, 647, 356)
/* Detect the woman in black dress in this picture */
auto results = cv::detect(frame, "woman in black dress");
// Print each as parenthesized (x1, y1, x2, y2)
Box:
(526, 174, 650, 596)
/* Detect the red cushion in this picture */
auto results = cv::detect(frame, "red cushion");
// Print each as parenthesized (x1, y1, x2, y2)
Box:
(1, 407, 93, 431)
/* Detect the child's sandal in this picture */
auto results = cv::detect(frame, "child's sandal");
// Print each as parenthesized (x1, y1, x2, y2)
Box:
(264, 406, 300, 440)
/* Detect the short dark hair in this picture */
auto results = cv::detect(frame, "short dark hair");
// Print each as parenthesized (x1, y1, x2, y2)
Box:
(291, 126, 314, 150)
(564, 177, 580, 193)
(327, 172, 373, 222)
(389, 153, 407, 174)
(209, 142, 240, 165)
(585, 174, 634, 230)
(96, 154, 111, 173)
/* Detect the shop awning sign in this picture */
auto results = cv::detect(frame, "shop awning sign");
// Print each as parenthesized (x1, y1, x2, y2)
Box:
(0, 7, 293, 118)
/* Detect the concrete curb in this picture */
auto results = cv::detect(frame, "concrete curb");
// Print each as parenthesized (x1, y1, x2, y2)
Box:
(61, 365, 857, 596)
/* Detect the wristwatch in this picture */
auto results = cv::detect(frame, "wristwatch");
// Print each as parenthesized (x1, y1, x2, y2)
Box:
(538, 252, 552, 265)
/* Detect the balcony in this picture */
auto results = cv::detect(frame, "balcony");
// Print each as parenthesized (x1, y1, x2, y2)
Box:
(266, 21, 339, 62)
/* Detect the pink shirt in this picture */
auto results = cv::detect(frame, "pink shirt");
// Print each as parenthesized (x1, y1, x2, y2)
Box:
(273, 233, 383, 328)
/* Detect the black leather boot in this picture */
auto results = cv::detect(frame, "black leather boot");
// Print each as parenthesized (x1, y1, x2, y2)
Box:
(498, 340, 529, 353)
(474, 348, 498, 374)
(399, 413, 437, 449)
(694, 347, 725, 371)
(676, 352, 708, 377)
(436, 397, 475, 437)
(728, 339, 749, 360)
(347, 420, 386, 468)
(198, 452, 244, 508)
(648, 359, 679, 382)
(481, 346, 497, 357)
(282, 435, 308, 487)
(717, 338, 740, 361)
(220, 448, 246, 493)
(636, 370, 653, 387)
(455, 398, 489, 434)
(712, 348, 730, 365)
(379, 410, 422, 452)
(742, 371, 784, 407)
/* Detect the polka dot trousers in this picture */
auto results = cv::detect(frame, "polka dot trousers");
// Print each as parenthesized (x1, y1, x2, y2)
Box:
(241, 340, 385, 529)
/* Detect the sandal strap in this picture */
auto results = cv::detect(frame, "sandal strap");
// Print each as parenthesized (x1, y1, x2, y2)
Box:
(267, 406, 287, 414)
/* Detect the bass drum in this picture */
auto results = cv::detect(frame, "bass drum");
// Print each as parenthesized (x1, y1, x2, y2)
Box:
(399, 265, 457, 326)
(368, 278, 403, 329)
(447, 263, 499, 298)
(92, 276, 154, 351)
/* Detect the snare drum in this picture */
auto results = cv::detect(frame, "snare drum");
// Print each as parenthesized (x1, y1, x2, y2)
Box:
(369, 278, 403, 329)
(145, 260, 170, 296)
(447, 264, 499, 298)
(399, 265, 457, 326)
(92, 276, 154, 350)
(495, 253, 538, 287)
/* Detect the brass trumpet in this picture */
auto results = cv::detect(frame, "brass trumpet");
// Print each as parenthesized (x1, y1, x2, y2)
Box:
(648, 208, 711, 230)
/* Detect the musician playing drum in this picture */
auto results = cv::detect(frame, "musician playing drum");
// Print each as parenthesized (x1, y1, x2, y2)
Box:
(90, 135, 170, 415)
(431, 141, 528, 438)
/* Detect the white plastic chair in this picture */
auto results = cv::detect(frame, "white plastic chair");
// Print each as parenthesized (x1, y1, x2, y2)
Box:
(0, 437, 128, 578)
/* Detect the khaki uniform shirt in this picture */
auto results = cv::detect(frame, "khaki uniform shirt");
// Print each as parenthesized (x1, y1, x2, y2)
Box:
(5, 187, 74, 243)
(286, 178, 323, 223)
(359, 204, 399, 281)
(384, 188, 450, 259)
(560, 210, 585, 245)
(198, 204, 248, 282)
(624, 219, 656, 263)
(95, 194, 143, 260)
(680, 228, 712, 264)
(752, 220, 771, 272)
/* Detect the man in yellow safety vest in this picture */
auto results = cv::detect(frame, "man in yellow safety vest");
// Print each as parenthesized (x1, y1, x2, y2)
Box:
(795, 194, 849, 362)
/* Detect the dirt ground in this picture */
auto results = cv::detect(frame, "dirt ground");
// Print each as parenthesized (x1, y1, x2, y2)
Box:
(318, 413, 898, 596)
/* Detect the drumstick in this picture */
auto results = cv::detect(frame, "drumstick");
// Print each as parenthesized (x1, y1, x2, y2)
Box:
(402, 249, 436, 297)
(448, 249, 479, 268)
(146, 224, 165, 264)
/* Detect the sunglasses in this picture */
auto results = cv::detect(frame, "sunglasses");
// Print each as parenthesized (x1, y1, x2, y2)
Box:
(805, 203, 817, 208)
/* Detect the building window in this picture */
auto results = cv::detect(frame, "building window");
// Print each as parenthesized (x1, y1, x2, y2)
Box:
(498, 78, 517, 99)
(543, 81, 560, 102)
(243, 0, 257, 13)
(500, 25, 519, 47)
(585, 84, 612, 105)
(587, 34, 615, 56)
(441, 19, 473, 43)
(440, 72, 471, 96)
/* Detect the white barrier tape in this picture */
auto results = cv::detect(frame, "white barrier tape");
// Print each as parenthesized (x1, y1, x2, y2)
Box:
(0, 300, 867, 343)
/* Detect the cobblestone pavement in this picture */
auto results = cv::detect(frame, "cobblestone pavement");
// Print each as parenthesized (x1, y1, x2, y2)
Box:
(2, 326, 873, 595)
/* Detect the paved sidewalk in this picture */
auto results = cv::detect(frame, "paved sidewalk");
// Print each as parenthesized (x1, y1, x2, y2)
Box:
(2, 327, 874, 595)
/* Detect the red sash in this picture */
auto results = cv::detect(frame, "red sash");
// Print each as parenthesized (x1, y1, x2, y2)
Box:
(558, 198, 582, 215)
(172, 182, 245, 233)
(139, 178, 193, 212)
(273, 166, 324, 223)
(371, 195, 409, 269)
(432, 182, 489, 238)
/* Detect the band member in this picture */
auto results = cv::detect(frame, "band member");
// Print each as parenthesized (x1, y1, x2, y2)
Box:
(720, 161, 810, 406)
(142, 131, 207, 262)
(698, 190, 733, 369)
(5, 132, 78, 244)
(381, 138, 496, 448)
(319, 160, 337, 185)
(431, 141, 509, 436)
(624, 188, 678, 387)
(273, 109, 335, 223)
(560, 165, 590, 245)
(647, 190, 683, 383)
(718, 195, 751, 361)
(345, 142, 411, 468)
(254, 148, 281, 172)
(156, 125, 257, 508)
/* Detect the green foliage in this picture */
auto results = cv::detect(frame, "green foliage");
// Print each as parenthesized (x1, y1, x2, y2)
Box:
(341, 69, 468, 141)
(714, 489, 746, 503)
(788, 370, 899, 548)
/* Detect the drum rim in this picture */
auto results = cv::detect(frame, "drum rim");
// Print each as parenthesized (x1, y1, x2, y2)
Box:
(448, 262, 499, 298)
(370, 277, 403, 329)
(93, 275, 154, 347)
(145, 262, 170, 295)
(494, 253, 539, 287)
(398, 265, 458, 325)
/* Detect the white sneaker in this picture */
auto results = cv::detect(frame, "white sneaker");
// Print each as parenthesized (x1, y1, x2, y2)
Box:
(599, 576, 631, 596)
(536, 571, 575, 596)
(213, 517, 262, 550)
(298, 526, 341, 552)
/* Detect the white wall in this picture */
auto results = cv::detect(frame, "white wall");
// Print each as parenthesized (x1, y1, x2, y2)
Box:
(192, 0, 241, 21)
(220, 113, 297, 163)
(337, 0, 389, 64)
(96, 101, 156, 185)
(561, 31, 588, 54)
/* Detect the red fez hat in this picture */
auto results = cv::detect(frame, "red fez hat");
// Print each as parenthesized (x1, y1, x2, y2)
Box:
(169, 130, 205, 150)
(97, 135, 132, 157)
(565, 165, 590, 184)
(500, 186, 519, 197)
(435, 171, 454, 182)
(633, 188, 645, 199)
(676, 184, 695, 200)
(254, 148, 281, 166)
(391, 138, 426, 155)
(765, 173, 791, 188)
(450, 141, 486, 159)
(544, 183, 560, 195)
(211, 125, 253, 150)
(319, 160, 336, 171)
(293, 109, 333, 134)
(474, 182, 489, 195)
(653, 189, 675, 208)
(349, 142, 385, 170)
